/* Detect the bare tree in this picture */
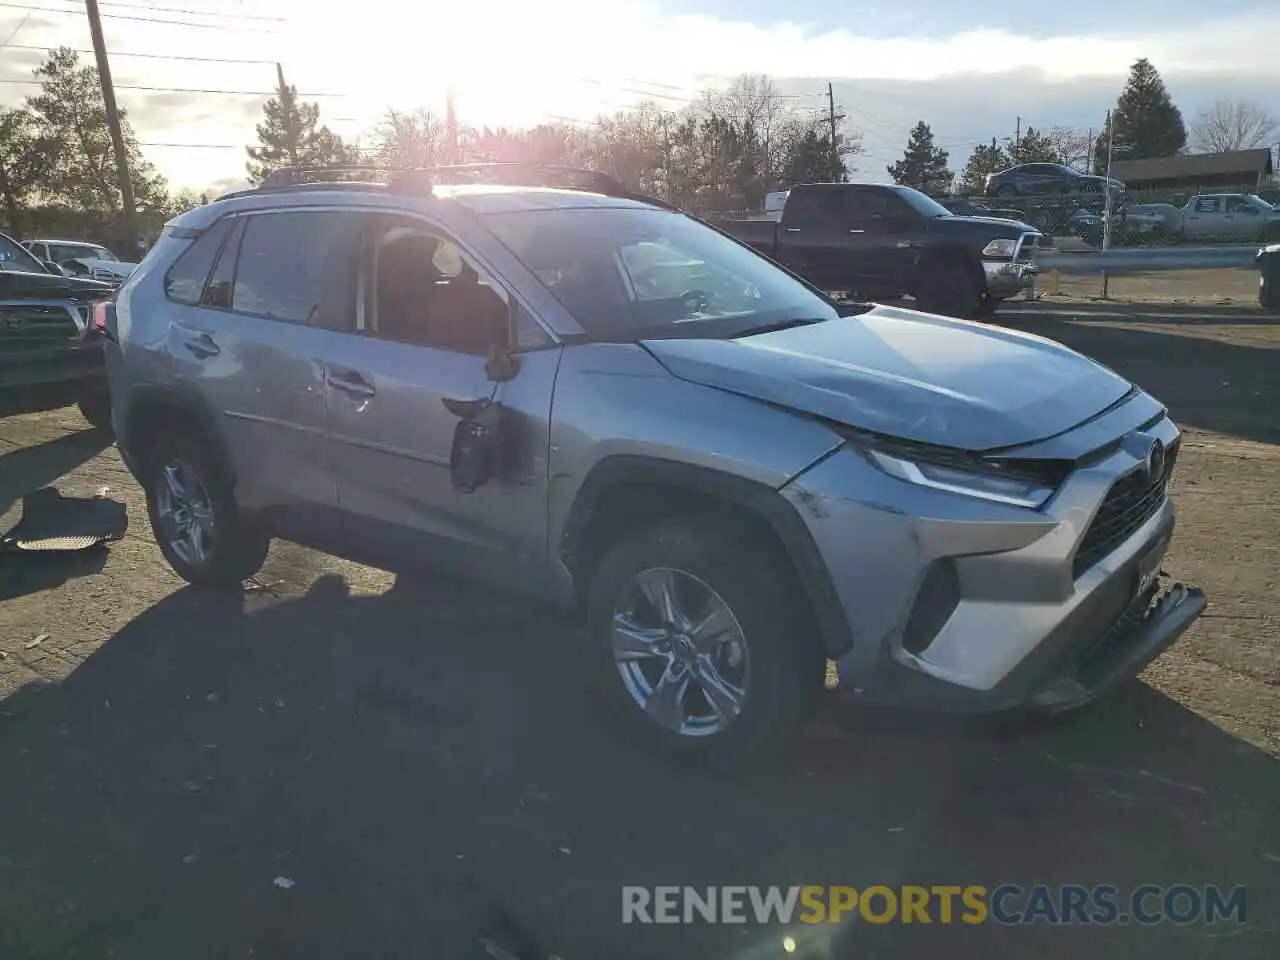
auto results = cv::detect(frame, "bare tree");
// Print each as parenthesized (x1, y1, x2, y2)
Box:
(1191, 100, 1279, 153)
(374, 108, 448, 167)
(1047, 127, 1094, 171)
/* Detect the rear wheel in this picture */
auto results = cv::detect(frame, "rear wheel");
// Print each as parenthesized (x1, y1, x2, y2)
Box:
(76, 392, 112, 431)
(996, 184, 1017, 198)
(143, 432, 269, 587)
(585, 519, 823, 771)
(914, 261, 982, 319)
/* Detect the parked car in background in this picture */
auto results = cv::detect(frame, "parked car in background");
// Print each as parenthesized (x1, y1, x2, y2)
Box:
(716, 182, 1041, 319)
(1, 231, 115, 427)
(936, 196, 1026, 221)
(22, 238, 138, 287)
(1122, 203, 1183, 243)
(985, 163, 1124, 200)
(1179, 194, 1280, 243)
(103, 162, 1204, 769)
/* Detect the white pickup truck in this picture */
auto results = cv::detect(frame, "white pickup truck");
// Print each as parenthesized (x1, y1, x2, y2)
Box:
(1180, 194, 1280, 243)
(21, 238, 138, 287)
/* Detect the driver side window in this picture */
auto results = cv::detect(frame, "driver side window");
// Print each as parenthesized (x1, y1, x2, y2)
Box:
(363, 217, 510, 356)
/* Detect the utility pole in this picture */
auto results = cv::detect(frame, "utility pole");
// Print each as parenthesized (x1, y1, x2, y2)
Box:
(1015, 117, 1021, 158)
(827, 82, 839, 181)
(1101, 109, 1115, 298)
(84, 0, 138, 254)
(445, 90, 459, 164)
(1086, 128, 1093, 174)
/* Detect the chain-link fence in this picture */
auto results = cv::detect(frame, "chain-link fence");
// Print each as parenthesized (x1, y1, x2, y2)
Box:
(939, 186, 1280, 249)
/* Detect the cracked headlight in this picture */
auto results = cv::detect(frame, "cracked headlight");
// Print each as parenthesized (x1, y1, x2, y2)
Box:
(863, 447, 1057, 509)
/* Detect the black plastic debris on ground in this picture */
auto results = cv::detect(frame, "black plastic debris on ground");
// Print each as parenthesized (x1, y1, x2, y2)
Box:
(0, 486, 127, 554)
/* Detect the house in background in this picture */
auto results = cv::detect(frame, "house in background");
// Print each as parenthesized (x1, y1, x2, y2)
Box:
(1111, 149, 1274, 196)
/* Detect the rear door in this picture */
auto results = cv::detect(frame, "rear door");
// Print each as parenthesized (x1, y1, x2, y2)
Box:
(775, 185, 851, 289)
(163, 208, 360, 534)
(1222, 195, 1263, 240)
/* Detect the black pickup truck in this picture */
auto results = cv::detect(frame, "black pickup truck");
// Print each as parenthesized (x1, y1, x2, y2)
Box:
(1, 230, 115, 428)
(716, 183, 1041, 319)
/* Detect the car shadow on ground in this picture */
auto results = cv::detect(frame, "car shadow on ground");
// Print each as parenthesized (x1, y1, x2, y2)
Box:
(998, 312, 1278, 446)
(1, 572, 1276, 959)
(0, 425, 112, 515)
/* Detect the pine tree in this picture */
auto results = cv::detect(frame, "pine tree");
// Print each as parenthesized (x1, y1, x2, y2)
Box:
(956, 142, 1008, 195)
(887, 121, 952, 193)
(1093, 58, 1186, 170)
(246, 65, 355, 184)
(1007, 126, 1059, 165)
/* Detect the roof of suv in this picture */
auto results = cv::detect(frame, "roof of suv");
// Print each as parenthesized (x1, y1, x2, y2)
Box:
(173, 181, 660, 232)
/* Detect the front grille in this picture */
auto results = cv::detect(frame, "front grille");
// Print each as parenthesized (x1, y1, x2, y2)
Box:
(1072, 439, 1180, 578)
(0, 303, 81, 341)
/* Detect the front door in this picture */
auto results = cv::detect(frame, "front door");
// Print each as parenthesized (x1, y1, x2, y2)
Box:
(319, 212, 558, 590)
(1182, 197, 1223, 240)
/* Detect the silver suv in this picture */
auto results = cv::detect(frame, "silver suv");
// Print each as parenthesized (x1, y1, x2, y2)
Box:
(102, 164, 1205, 768)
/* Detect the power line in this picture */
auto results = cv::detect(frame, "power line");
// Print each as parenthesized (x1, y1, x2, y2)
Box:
(87, 0, 284, 21)
(0, 1, 278, 31)
(0, 77, 349, 96)
(4, 42, 277, 63)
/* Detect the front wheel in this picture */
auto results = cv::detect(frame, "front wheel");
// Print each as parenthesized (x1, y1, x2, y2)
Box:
(585, 519, 823, 770)
(914, 262, 982, 319)
(143, 432, 269, 587)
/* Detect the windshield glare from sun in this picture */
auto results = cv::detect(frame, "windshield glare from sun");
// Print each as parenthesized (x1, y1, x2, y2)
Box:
(481, 206, 837, 339)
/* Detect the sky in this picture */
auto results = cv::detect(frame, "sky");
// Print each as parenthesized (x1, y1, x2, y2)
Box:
(2, 0, 1279, 195)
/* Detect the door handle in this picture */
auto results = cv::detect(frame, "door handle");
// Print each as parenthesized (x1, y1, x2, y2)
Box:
(783, 227, 801, 233)
(326, 367, 375, 398)
(182, 332, 220, 358)
(848, 229, 865, 234)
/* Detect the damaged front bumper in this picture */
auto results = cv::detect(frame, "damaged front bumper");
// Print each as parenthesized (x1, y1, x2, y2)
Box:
(982, 258, 1037, 298)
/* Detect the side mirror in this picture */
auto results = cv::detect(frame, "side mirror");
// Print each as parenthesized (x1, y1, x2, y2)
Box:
(445, 398, 505, 493)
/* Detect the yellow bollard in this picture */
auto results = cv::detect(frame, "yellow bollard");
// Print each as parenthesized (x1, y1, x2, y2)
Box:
(1047, 268, 1060, 296)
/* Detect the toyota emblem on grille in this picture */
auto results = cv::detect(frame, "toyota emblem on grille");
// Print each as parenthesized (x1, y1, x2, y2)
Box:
(1147, 439, 1165, 480)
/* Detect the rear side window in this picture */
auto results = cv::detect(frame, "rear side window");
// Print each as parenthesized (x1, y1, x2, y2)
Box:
(203, 218, 246, 309)
(229, 211, 362, 325)
(164, 217, 234, 304)
(1194, 197, 1220, 213)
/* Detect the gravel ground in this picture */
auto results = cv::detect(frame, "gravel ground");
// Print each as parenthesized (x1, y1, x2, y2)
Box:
(1043, 266, 1263, 305)
(0, 303, 1277, 959)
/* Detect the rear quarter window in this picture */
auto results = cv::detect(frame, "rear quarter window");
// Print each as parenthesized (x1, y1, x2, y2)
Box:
(163, 217, 234, 304)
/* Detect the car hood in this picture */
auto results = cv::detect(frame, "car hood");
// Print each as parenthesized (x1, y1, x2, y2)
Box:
(0, 267, 113, 300)
(641, 305, 1133, 451)
(935, 214, 1039, 235)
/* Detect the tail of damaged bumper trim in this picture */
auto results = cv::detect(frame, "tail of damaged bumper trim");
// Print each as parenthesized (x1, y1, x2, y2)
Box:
(1031, 583, 1206, 713)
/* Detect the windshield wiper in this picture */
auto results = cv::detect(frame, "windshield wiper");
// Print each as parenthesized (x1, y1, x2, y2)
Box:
(732, 317, 826, 338)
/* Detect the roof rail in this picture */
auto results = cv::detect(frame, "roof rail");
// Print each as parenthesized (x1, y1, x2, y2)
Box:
(258, 163, 391, 190)
(250, 161, 677, 210)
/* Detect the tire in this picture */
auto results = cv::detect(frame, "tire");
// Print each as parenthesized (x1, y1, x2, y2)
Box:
(585, 518, 824, 771)
(913, 261, 983, 319)
(996, 184, 1017, 198)
(76, 392, 113, 431)
(973, 295, 1002, 320)
(142, 431, 269, 587)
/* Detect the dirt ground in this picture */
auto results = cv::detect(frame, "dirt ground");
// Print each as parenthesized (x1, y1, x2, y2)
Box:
(1044, 266, 1263, 305)
(0, 304, 1277, 959)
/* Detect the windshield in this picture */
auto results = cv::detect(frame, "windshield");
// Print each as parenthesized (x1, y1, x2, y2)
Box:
(0, 234, 50, 273)
(49, 242, 116, 262)
(890, 187, 953, 219)
(481, 206, 838, 339)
